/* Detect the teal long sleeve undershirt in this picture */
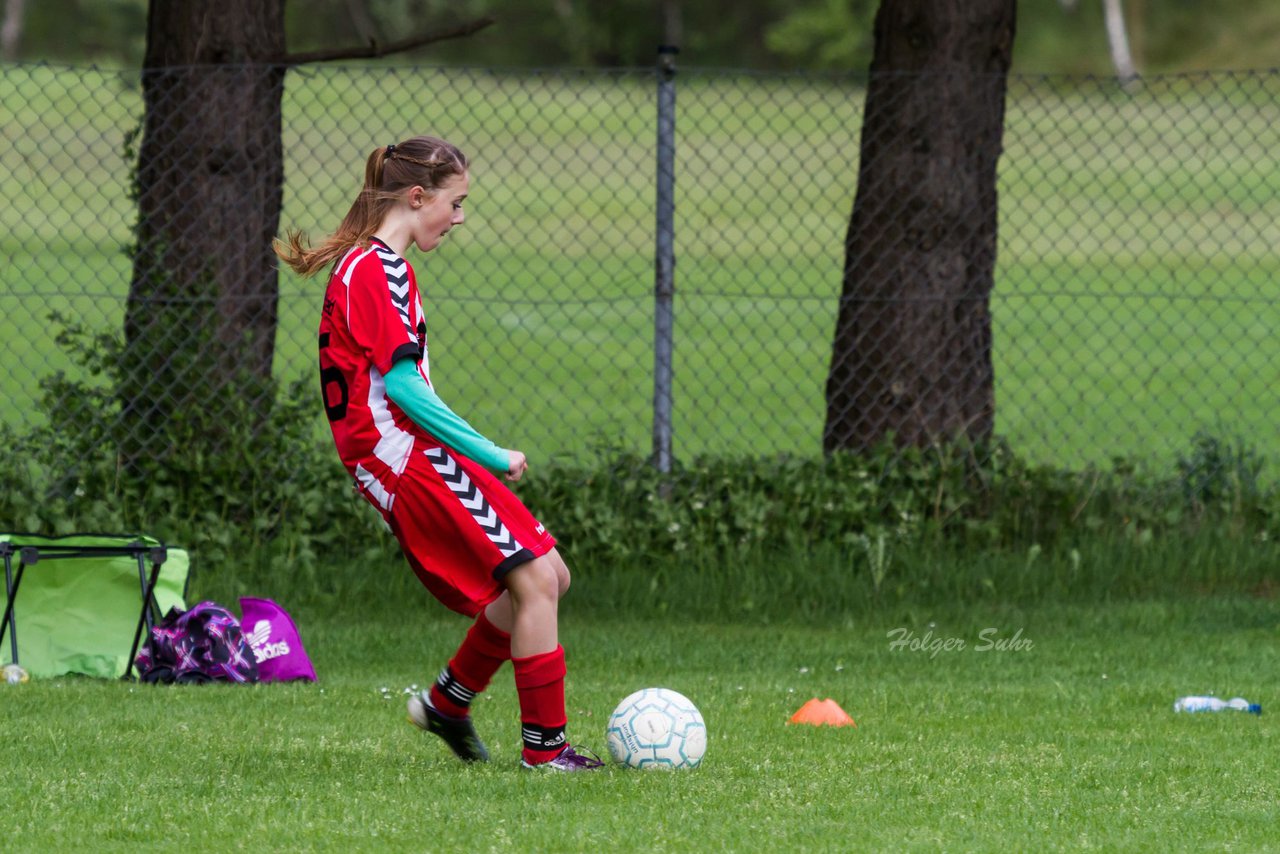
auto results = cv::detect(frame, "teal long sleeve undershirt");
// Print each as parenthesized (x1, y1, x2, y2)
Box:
(383, 358, 511, 474)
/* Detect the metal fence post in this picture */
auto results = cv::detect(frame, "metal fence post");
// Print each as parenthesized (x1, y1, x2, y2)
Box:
(653, 45, 678, 474)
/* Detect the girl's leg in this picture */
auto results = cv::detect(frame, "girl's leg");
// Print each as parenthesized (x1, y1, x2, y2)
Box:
(499, 549, 597, 767)
(426, 608, 511, 719)
(482, 547, 570, 643)
(424, 550, 568, 721)
(409, 605, 511, 763)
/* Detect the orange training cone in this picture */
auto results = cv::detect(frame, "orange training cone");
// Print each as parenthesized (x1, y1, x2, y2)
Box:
(788, 697, 857, 727)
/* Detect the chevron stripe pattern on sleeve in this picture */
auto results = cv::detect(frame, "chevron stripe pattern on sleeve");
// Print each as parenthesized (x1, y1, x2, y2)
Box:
(374, 245, 416, 341)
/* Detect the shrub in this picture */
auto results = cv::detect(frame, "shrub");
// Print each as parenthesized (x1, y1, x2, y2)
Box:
(0, 320, 1273, 605)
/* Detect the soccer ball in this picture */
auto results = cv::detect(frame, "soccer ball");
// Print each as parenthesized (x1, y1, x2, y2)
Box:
(606, 687, 706, 770)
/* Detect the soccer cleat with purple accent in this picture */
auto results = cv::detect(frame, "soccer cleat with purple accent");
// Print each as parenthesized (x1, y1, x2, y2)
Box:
(407, 692, 489, 763)
(520, 745, 606, 772)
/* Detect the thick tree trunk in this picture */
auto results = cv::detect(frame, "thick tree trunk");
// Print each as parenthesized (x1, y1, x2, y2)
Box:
(124, 0, 286, 442)
(824, 0, 1015, 454)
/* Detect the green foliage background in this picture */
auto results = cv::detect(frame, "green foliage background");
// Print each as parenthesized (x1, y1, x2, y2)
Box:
(10, 0, 1280, 73)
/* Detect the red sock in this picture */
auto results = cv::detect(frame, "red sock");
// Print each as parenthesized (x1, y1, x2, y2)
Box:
(513, 645, 568, 764)
(428, 610, 511, 719)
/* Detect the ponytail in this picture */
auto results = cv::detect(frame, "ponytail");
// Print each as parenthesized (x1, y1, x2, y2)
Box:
(274, 137, 468, 277)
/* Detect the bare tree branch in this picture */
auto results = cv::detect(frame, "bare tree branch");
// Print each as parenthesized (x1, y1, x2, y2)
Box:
(278, 15, 495, 66)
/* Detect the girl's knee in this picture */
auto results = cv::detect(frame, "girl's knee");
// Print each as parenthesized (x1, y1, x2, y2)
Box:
(545, 548, 571, 598)
(506, 549, 571, 605)
(507, 555, 560, 604)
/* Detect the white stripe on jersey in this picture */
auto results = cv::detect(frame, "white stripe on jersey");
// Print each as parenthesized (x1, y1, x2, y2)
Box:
(354, 463, 394, 512)
(367, 367, 415, 475)
(336, 244, 380, 320)
(338, 244, 379, 286)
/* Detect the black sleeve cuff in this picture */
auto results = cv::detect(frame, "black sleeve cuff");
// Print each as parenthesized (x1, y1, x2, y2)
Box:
(389, 342, 419, 366)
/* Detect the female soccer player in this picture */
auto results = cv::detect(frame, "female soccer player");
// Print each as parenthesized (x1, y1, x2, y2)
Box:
(275, 136, 602, 771)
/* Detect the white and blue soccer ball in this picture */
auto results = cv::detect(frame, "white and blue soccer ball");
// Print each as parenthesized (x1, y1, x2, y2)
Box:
(606, 687, 706, 770)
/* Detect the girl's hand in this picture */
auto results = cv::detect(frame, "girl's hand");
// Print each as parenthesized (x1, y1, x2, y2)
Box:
(506, 450, 528, 482)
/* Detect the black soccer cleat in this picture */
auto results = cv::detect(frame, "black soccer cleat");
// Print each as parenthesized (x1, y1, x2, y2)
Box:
(407, 692, 490, 763)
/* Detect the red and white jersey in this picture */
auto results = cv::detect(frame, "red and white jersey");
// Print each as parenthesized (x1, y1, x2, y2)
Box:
(318, 237, 430, 514)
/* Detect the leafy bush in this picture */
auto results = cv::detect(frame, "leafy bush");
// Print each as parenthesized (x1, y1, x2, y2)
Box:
(0, 320, 393, 588)
(522, 437, 1276, 562)
(0, 320, 1273, 607)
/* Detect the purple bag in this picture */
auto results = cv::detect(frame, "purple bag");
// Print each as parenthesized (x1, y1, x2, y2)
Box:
(135, 602, 258, 684)
(238, 597, 317, 682)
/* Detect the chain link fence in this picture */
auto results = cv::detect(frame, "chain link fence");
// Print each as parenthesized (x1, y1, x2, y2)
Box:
(2, 62, 1278, 481)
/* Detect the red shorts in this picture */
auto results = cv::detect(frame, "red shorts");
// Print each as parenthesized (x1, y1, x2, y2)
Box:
(386, 445, 556, 617)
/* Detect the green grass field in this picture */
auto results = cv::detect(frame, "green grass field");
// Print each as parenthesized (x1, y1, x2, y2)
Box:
(2, 66, 1279, 472)
(3, 594, 1275, 851)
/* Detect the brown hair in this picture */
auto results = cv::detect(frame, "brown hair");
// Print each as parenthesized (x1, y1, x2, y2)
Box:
(274, 135, 469, 277)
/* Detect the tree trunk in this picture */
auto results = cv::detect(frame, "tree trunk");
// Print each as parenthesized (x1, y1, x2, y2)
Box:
(124, 0, 286, 448)
(0, 0, 26, 60)
(823, 0, 1015, 454)
(1101, 0, 1137, 85)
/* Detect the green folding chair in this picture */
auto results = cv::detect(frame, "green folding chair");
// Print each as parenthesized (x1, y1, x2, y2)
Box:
(1, 533, 189, 679)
